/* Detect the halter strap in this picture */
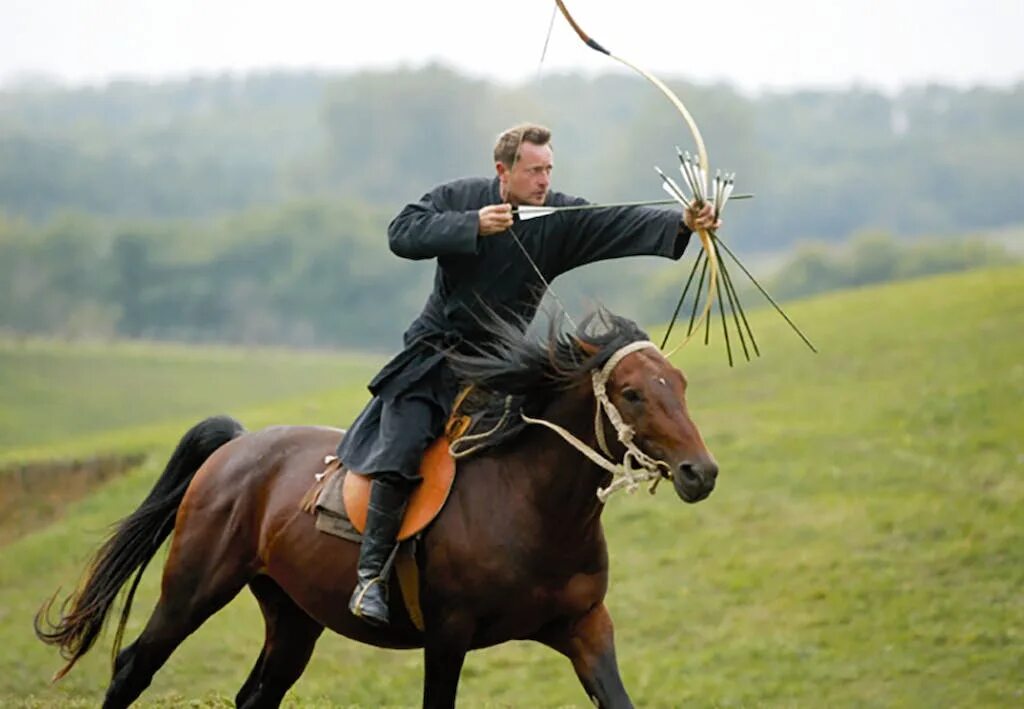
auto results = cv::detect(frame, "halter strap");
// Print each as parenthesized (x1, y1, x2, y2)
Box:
(593, 340, 659, 456)
(522, 340, 672, 502)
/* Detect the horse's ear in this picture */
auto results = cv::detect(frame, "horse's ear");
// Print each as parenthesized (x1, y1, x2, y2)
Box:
(573, 337, 599, 357)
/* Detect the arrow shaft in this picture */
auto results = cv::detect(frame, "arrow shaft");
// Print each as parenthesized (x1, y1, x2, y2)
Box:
(516, 194, 753, 220)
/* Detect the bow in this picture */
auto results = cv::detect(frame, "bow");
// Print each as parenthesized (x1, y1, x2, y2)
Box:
(552, 0, 722, 352)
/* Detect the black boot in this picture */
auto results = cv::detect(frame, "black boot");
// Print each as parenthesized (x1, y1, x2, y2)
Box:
(349, 476, 410, 626)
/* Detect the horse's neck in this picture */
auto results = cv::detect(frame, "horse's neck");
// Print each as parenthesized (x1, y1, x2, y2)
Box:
(520, 384, 610, 524)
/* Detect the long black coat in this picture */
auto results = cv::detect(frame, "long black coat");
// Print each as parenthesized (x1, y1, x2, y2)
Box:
(337, 176, 691, 475)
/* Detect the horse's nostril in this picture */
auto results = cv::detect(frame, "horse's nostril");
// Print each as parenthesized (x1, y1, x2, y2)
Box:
(678, 462, 701, 485)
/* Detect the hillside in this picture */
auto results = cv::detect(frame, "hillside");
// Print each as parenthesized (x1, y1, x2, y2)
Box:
(0, 338, 381, 460)
(0, 266, 1021, 707)
(0, 340, 382, 546)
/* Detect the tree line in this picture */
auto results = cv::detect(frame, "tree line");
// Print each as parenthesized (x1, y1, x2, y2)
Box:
(0, 66, 1019, 348)
(2, 67, 1022, 248)
(0, 202, 1011, 349)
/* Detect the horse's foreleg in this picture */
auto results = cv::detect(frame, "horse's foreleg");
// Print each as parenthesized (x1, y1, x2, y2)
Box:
(236, 645, 266, 707)
(537, 603, 633, 709)
(421, 611, 475, 709)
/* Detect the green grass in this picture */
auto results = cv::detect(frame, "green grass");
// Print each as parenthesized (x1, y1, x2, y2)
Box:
(0, 337, 383, 545)
(1, 266, 1022, 707)
(0, 338, 381, 463)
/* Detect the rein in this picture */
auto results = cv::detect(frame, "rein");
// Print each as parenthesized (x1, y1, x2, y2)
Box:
(522, 340, 671, 503)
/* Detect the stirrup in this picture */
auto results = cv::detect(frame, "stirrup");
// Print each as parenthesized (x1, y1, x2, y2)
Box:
(350, 577, 386, 616)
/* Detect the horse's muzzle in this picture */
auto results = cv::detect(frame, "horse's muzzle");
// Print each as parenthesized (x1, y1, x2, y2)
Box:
(673, 458, 718, 503)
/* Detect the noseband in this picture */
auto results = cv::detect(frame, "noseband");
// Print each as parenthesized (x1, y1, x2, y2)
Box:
(522, 340, 672, 502)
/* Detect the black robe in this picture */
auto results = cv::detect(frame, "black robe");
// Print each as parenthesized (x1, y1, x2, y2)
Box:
(337, 176, 691, 476)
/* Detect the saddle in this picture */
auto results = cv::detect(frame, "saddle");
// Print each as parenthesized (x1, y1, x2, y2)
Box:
(299, 387, 497, 630)
(343, 436, 456, 540)
(301, 436, 457, 632)
(305, 385, 484, 539)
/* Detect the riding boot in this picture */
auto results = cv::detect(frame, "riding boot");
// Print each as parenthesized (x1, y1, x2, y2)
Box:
(348, 476, 410, 626)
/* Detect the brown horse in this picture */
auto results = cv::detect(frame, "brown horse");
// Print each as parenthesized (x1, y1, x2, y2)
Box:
(36, 311, 718, 709)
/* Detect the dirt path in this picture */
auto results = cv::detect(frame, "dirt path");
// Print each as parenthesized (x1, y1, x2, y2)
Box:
(0, 454, 145, 545)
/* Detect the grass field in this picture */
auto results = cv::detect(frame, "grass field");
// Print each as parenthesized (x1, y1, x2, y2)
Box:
(0, 339, 381, 463)
(1, 266, 1021, 707)
(0, 339, 383, 546)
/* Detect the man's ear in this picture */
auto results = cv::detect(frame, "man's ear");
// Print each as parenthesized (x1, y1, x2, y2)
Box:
(495, 161, 509, 179)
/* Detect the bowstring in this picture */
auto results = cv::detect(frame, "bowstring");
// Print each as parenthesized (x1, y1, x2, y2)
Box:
(495, 3, 576, 331)
(504, 124, 577, 330)
(506, 225, 576, 330)
(537, 2, 559, 79)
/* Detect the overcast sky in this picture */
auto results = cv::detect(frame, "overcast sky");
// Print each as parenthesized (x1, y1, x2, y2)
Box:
(3, 0, 1022, 92)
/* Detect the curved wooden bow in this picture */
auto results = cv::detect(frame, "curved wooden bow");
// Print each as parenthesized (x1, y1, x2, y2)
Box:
(552, 0, 721, 353)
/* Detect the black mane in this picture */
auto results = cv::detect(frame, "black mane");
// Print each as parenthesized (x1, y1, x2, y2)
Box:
(445, 308, 649, 456)
(448, 307, 649, 396)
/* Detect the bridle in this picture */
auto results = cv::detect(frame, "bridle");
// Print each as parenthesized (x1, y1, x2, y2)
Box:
(522, 340, 672, 503)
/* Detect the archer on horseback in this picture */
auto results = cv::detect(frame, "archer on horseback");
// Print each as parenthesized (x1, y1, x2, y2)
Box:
(340, 122, 721, 626)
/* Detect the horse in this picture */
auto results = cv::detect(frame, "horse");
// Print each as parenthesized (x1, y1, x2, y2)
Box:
(35, 310, 718, 709)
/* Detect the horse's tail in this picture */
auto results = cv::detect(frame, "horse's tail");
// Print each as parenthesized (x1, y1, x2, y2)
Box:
(34, 414, 246, 681)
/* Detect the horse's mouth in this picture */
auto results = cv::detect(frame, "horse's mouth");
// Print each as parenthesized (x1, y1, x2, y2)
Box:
(672, 470, 715, 504)
(637, 438, 716, 503)
(675, 481, 713, 504)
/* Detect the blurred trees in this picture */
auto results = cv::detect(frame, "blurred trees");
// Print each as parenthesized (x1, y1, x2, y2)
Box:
(2, 69, 1022, 246)
(0, 205, 1012, 349)
(0, 68, 1020, 348)
(0, 202, 431, 348)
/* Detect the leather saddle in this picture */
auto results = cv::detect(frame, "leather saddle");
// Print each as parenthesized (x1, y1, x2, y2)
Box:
(341, 436, 456, 540)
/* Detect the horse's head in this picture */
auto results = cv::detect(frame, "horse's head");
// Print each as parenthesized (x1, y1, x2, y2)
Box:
(603, 345, 718, 503)
(445, 307, 718, 503)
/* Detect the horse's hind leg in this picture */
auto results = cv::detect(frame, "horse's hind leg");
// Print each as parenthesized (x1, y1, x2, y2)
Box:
(102, 531, 256, 708)
(235, 575, 324, 709)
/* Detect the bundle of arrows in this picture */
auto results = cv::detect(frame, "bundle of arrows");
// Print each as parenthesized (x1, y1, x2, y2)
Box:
(657, 148, 817, 365)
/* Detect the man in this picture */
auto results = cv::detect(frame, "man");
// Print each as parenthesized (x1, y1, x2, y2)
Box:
(339, 123, 719, 626)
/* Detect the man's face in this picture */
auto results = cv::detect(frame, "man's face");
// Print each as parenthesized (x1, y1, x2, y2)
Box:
(497, 141, 553, 206)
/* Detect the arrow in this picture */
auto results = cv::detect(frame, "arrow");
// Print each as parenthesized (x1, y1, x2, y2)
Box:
(515, 194, 753, 221)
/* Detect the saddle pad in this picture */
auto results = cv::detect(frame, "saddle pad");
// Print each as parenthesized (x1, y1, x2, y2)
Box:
(312, 467, 363, 543)
(343, 436, 455, 541)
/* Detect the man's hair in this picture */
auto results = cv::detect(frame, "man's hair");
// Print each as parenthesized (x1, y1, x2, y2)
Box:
(493, 123, 552, 167)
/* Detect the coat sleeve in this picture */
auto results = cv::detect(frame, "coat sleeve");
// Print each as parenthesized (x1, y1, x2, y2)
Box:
(388, 185, 481, 261)
(551, 200, 692, 276)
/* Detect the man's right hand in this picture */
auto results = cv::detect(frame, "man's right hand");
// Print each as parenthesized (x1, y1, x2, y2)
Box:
(478, 204, 514, 236)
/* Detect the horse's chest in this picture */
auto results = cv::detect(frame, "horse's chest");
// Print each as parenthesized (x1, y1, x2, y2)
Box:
(484, 542, 607, 605)
(464, 570, 607, 647)
(425, 490, 608, 633)
(427, 531, 606, 601)
(485, 560, 608, 624)
(544, 570, 608, 615)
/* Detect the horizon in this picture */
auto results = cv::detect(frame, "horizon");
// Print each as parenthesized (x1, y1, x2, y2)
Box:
(3, 61, 1020, 98)
(4, 1, 1022, 94)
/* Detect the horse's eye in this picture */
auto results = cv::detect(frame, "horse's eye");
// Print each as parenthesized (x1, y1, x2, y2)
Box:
(621, 388, 643, 404)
